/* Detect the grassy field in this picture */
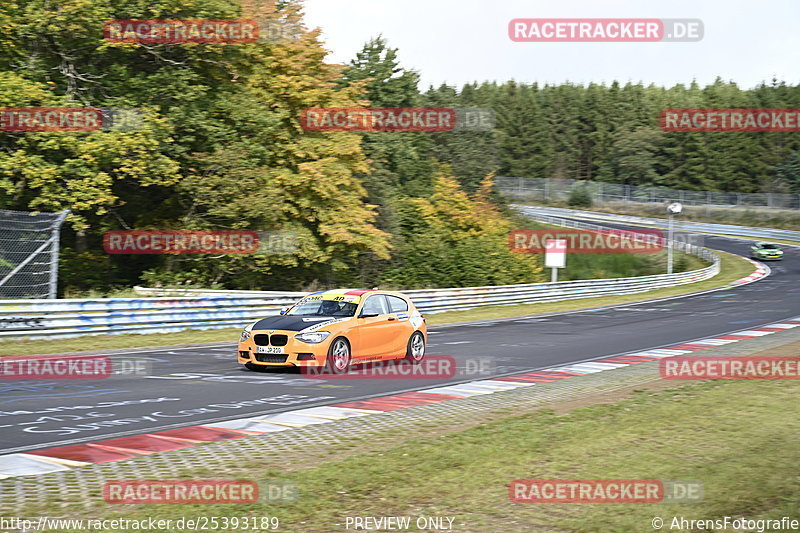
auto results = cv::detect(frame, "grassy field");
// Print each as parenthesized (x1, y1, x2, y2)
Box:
(0, 251, 751, 356)
(275, 381, 800, 532)
(45, 364, 800, 532)
(426, 250, 749, 325)
(510, 216, 710, 281)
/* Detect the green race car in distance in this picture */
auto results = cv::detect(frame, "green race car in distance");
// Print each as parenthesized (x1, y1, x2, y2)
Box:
(750, 241, 784, 261)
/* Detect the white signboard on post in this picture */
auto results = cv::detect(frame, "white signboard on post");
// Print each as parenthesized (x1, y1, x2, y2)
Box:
(545, 239, 567, 268)
(545, 238, 567, 283)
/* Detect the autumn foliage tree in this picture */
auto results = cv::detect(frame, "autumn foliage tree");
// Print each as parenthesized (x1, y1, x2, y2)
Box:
(0, 0, 395, 291)
(383, 171, 543, 288)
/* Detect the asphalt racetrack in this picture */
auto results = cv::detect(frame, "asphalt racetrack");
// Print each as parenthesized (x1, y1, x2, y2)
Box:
(1, 225, 797, 455)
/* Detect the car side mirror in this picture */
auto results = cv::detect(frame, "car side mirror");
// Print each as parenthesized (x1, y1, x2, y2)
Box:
(279, 306, 289, 316)
(359, 312, 379, 318)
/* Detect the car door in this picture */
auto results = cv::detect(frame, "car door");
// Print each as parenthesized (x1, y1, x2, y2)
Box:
(352, 294, 394, 360)
(385, 294, 415, 356)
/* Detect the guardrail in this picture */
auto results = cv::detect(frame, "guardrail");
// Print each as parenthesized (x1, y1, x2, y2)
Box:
(496, 176, 800, 211)
(515, 205, 800, 243)
(0, 211, 722, 340)
(0, 295, 302, 340)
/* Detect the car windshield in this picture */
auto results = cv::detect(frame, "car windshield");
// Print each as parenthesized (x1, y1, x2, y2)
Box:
(761, 244, 780, 249)
(286, 299, 357, 317)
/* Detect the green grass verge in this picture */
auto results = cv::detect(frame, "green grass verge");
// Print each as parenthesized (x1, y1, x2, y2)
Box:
(510, 215, 710, 281)
(426, 249, 747, 325)
(49, 378, 800, 532)
(0, 251, 752, 356)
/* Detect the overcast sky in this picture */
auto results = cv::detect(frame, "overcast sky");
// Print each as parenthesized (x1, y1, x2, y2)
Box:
(301, 0, 799, 90)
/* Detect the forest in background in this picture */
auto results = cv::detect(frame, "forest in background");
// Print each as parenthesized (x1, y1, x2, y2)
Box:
(0, 0, 796, 294)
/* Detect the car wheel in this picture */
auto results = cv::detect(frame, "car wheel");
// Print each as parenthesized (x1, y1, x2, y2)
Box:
(325, 337, 351, 374)
(404, 331, 425, 364)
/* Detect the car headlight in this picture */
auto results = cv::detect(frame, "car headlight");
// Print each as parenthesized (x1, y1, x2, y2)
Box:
(240, 330, 251, 342)
(295, 331, 331, 344)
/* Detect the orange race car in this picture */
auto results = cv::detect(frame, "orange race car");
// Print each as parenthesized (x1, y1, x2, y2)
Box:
(237, 289, 426, 373)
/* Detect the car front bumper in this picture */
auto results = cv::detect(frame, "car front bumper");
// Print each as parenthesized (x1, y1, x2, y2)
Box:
(237, 330, 332, 367)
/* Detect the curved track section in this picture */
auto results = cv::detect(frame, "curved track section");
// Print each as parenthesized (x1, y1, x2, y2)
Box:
(1, 224, 797, 460)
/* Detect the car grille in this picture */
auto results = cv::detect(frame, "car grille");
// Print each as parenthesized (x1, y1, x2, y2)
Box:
(271, 334, 288, 346)
(253, 334, 289, 346)
(255, 354, 289, 363)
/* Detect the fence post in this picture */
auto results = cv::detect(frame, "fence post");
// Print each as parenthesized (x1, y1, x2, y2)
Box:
(0, 209, 69, 299)
(518, 176, 523, 196)
(49, 211, 70, 299)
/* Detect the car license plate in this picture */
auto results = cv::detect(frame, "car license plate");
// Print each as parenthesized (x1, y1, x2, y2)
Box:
(256, 346, 284, 354)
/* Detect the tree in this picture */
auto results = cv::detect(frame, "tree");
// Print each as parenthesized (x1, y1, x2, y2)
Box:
(610, 127, 664, 186)
(494, 82, 551, 180)
(775, 151, 800, 193)
(338, 36, 420, 108)
(0, 0, 390, 291)
(423, 83, 500, 191)
(382, 171, 544, 288)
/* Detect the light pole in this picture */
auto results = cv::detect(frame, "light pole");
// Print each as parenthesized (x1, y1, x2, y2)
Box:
(666, 202, 683, 274)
